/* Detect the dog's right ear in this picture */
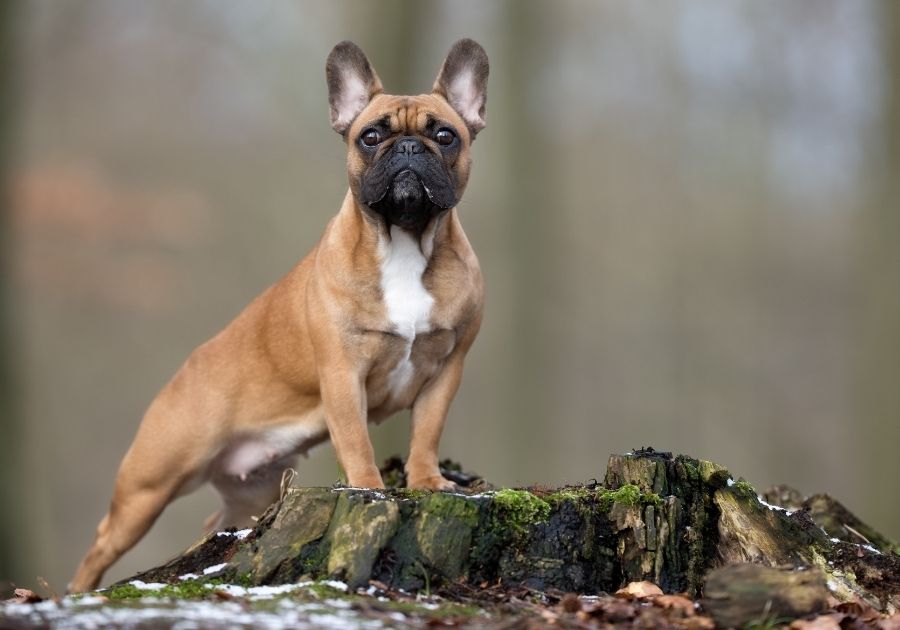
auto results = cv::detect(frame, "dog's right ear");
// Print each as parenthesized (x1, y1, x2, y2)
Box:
(326, 41, 383, 135)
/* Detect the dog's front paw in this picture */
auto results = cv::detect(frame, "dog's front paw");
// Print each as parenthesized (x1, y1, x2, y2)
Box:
(407, 474, 458, 492)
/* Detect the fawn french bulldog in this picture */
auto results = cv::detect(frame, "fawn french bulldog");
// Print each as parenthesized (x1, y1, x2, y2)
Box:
(69, 39, 488, 592)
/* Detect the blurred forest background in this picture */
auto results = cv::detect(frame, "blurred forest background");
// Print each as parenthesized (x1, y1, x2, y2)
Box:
(1, 1, 898, 595)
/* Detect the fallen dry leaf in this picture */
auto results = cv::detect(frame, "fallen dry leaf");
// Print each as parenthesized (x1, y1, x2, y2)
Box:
(683, 616, 716, 630)
(10, 588, 43, 604)
(559, 593, 581, 613)
(579, 598, 640, 623)
(653, 593, 696, 617)
(789, 614, 845, 630)
(539, 608, 559, 624)
(835, 600, 882, 623)
(211, 589, 238, 601)
(615, 581, 663, 599)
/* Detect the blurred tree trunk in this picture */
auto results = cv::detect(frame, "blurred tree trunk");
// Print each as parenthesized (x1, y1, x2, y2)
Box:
(0, 1, 21, 595)
(502, 1, 560, 475)
(856, 2, 900, 539)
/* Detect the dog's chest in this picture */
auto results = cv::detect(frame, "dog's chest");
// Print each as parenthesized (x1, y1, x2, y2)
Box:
(380, 226, 434, 340)
(373, 226, 446, 403)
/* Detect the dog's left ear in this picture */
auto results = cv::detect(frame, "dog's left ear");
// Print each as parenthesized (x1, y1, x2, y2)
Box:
(433, 39, 489, 139)
(326, 41, 383, 135)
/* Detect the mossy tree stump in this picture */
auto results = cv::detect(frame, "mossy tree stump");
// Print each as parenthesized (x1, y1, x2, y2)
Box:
(122, 450, 899, 612)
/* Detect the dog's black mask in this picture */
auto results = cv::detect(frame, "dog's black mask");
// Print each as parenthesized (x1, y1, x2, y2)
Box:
(359, 136, 457, 232)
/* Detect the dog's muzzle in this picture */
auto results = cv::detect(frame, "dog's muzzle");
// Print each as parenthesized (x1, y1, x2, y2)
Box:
(360, 136, 457, 230)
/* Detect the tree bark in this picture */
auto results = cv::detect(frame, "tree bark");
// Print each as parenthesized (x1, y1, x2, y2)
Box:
(0, 0, 22, 598)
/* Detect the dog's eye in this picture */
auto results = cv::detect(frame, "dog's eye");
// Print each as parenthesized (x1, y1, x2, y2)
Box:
(435, 128, 456, 146)
(360, 129, 381, 147)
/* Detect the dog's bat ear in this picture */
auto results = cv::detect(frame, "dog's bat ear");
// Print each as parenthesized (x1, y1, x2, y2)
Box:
(326, 41, 383, 135)
(433, 39, 489, 139)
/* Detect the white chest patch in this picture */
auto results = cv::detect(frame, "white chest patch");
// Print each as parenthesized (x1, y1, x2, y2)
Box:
(380, 226, 434, 396)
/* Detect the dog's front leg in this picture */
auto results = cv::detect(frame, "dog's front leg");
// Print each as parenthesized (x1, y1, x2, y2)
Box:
(406, 350, 468, 491)
(320, 367, 384, 489)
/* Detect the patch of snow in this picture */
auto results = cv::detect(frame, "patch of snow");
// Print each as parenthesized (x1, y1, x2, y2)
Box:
(449, 491, 490, 499)
(216, 528, 253, 540)
(128, 580, 167, 590)
(307, 612, 383, 629)
(862, 544, 881, 555)
(332, 488, 388, 500)
(756, 496, 795, 515)
(0, 579, 424, 630)
(1, 597, 389, 630)
(179, 573, 200, 581)
(827, 537, 882, 555)
(202, 562, 229, 575)
(71, 596, 107, 606)
(206, 582, 344, 600)
(827, 579, 840, 592)
(726, 477, 796, 514)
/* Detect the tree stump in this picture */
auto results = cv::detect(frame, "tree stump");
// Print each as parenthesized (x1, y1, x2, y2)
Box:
(121, 449, 900, 613)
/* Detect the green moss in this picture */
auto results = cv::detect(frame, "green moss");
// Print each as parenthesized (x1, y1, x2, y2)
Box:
(730, 479, 757, 500)
(102, 579, 229, 601)
(545, 487, 595, 504)
(676, 456, 700, 482)
(102, 583, 146, 600)
(698, 460, 730, 486)
(421, 493, 480, 527)
(392, 488, 430, 501)
(235, 572, 254, 588)
(303, 581, 352, 599)
(597, 484, 663, 510)
(490, 489, 550, 536)
(101, 578, 356, 603)
(407, 493, 482, 579)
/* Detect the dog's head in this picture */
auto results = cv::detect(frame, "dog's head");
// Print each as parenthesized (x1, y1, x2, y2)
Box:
(326, 39, 488, 232)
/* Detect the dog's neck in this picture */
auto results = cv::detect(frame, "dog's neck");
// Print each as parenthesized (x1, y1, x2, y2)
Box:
(339, 189, 450, 260)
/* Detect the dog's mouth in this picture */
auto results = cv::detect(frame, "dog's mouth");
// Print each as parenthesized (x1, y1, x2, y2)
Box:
(368, 170, 446, 231)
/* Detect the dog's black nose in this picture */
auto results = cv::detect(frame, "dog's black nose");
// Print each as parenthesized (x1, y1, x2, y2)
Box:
(394, 137, 424, 156)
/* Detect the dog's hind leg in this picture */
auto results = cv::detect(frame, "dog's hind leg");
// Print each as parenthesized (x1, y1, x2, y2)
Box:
(68, 385, 220, 593)
(68, 453, 205, 593)
(207, 457, 295, 532)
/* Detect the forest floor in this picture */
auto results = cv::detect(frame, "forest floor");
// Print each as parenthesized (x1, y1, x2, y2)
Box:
(3, 573, 898, 629)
